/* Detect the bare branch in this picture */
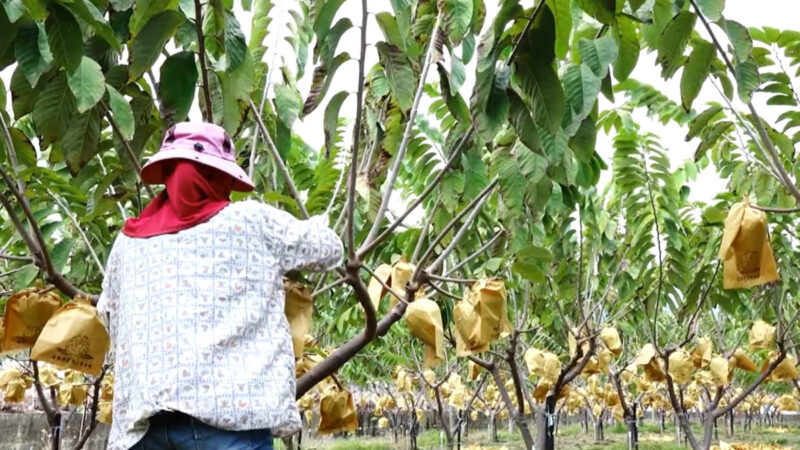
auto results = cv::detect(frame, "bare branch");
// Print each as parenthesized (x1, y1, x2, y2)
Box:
(357, 126, 476, 257)
(249, 99, 310, 219)
(194, 0, 213, 122)
(98, 102, 156, 198)
(363, 14, 443, 246)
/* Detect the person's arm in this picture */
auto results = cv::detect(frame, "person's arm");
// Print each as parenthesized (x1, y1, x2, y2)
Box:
(268, 206, 344, 273)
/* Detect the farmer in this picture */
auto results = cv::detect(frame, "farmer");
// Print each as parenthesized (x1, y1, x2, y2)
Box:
(97, 122, 343, 450)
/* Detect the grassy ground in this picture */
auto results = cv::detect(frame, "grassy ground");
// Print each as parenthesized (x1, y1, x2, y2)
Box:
(276, 422, 800, 449)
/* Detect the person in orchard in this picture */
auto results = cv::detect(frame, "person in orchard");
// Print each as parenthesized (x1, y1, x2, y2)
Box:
(97, 122, 343, 450)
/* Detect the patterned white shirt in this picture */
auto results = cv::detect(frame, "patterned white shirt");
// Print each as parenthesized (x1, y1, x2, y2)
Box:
(97, 200, 343, 450)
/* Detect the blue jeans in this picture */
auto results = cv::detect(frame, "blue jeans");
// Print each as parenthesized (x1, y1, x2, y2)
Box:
(130, 411, 274, 450)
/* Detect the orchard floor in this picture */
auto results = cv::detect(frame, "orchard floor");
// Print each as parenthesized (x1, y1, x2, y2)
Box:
(279, 423, 800, 449)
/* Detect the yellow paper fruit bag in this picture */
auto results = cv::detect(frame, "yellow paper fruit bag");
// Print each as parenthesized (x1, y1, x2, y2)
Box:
(30, 297, 110, 376)
(284, 281, 313, 359)
(719, 198, 779, 289)
(405, 297, 445, 367)
(367, 264, 392, 309)
(769, 354, 798, 382)
(453, 300, 486, 356)
(318, 386, 359, 434)
(691, 337, 713, 368)
(710, 356, 730, 386)
(730, 348, 757, 372)
(98, 401, 113, 424)
(600, 327, 623, 356)
(668, 350, 694, 383)
(390, 261, 415, 308)
(748, 320, 776, 350)
(472, 279, 508, 343)
(776, 394, 798, 412)
(1, 288, 61, 353)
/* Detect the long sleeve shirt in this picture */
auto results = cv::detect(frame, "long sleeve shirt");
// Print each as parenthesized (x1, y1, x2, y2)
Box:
(97, 200, 343, 450)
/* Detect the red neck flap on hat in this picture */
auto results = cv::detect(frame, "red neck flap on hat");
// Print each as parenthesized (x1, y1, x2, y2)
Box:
(122, 161, 233, 238)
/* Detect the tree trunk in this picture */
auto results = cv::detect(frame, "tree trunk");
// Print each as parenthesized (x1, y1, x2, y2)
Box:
(659, 409, 665, 433)
(491, 414, 498, 442)
(594, 417, 604, 443)
(727, 410, 734, 436)
(702, 418, 716, 449)
(537, 394, 557, 450)
(627, 403, 639, 450)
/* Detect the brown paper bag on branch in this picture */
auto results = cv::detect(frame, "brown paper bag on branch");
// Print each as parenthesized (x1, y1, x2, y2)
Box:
(719, 198, 779, 289)
(284, 281, 313, 359)
(30, 297, 110, 376)
(367, 264, 392, 310)
(1, 288, 61, 354)
(405, 297, 445, 367)
(317, 386, 358, 434)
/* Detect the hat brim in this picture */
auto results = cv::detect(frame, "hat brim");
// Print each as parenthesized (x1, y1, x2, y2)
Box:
(140, 147, 255, 192)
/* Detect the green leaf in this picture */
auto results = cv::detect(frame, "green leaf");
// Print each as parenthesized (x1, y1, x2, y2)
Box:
(441, 0, 473, 45)
(563, 64, 600, 125)
(507, 89, 542, 153)
(657, 11, 696, 78)
(219, 50, 255, 133)
(576, 0, 616, 25)
(249, 0, 273, 61)
(317, 17, 352, 63)
(129, 10, 184, 80)
(21, 0, 48, 20)
(323, 91, 348, 156)
(158, 51, 198, 123)
(437, 62, 471, 124)
(65, 0, 123, 51)
(680, 40, 714, 111)
(62, 107, 102, 174)
(721, 20, 752, 62)
(513, 53, 565, 133)
(45, 3, 83, 72)
(313, 0, 346, 47)
(546, 0, 572, 59)
(51, 239, 74, 273)
(11, 66, 37, 118)
(274, 84, 302, 128)
(224, 11, 247, 72)
(578, 35, 618, 79)
(734, 56, 760, 102)
(569, 114, 597, 163)
(613, 15, 639, 82)
(512, 245, 553, 283)
(377, 42, 415, 112)
(129, 0, 180, 37)
(107, 85, 135, 140)
(301, 53, 350, 116)
(15, 22, 51, 88)
(441, 172, 465, 212)
(702, 205, 725, 224)
(696, 0, 724, 21)
(686, 105, 722, 140)
(67, 56, 106, 113)
(33, 72, 75, 142)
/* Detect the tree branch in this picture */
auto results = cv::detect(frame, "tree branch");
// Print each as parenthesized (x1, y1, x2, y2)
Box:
(357, 126, 475, 257)
(417, 178, 498, 269)
(363, 14, 443, 247)
(689, 0, 800, 204)
(345, 0, 370, 258)
(98, 102, 156, 198)
(249, 99, 310, 219)
(194, 0, 213, 122)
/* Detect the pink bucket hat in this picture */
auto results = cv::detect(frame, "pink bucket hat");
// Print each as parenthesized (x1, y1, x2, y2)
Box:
(140, 122, 255, 192)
